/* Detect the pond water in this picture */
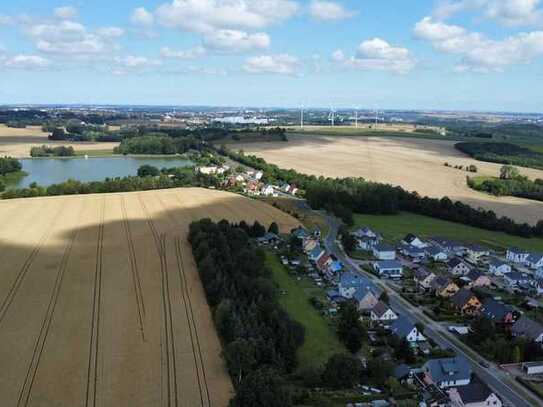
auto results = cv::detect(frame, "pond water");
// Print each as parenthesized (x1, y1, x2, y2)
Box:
(11, 156, 193, 188)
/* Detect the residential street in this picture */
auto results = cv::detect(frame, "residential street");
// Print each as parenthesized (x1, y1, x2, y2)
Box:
(322, 215, 542, 407)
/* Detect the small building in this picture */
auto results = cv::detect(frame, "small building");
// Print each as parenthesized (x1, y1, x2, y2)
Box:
(390, 316, 426, 343)
(466, 244, 489, 262)
(431, 276, 460, 298)
(370, 301, 398, 322)
(431, 237, 466, 255)
(448, 257, 471, 276)
(373, 260, 403, 279)
(339, 272, 380, 299)
(414, 268, 436, 290)
(488, 257, 512, 276)
(256, 232, 279, 245)
(402, 244, 427, 260)
(353, 288, 379, 311)
(480, 298, 518, 325)
(465, 270, 491, 288)
(512, 316, 543, 343)
(504, 271, 531, 287)
(292, 226, 310, 241)
(357, 236, 381, 251)
(353, 226, 378, 239)
(426, 246, 448, 262)
(316, 254, 333, 272)
(450, 288, 482, 315)
(448, 379, 502, 407)
(423, 356, 472, 389)
(260, 184, 276, 197)
(523, 361, 543, 375)
(506, 247, 531, 264)
(372, 243, 396, 260)
(402, 233, 428, 249)
(527, 253, 543, 270)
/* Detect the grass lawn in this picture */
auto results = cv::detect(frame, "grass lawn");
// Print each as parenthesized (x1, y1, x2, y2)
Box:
(351, 212, 543, 252)
(265, 251, 344, 370)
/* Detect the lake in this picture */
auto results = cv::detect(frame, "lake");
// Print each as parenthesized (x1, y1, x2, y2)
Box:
(11, 156, 193, 188)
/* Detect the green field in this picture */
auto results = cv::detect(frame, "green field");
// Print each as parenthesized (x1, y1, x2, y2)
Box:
(351, 212, 543, 252)
(265, 252, 344, 370)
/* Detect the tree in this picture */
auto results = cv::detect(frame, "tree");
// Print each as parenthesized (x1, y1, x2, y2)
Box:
(337, 301, 366, 353)
(500, 165, 519, 180)
(250, 221, 266, 238)
(366, 358, 392, 386)
(394, 338, 415, 364)
(339, 225, 357, 253)
(224, 339, 256, 386)
(0, 179, 5, 192)
(268, 222, 279, 235)
(379, 291, 389, 304)
(230, 369, 292, 407)
(137, 164, 160, 177)
(49, 127, 67, 140)
(322, 354, 362, 389)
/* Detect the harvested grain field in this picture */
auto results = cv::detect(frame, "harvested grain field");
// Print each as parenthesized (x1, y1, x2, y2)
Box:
(0, 124, 119, 158)
(0, 187, 299, 407)
(231, 134, 543, 225)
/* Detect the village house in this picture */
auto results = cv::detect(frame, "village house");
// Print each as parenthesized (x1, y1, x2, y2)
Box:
(527, 253, 543, 270)
(357, 236, 382, 251)
(353, 226, 378, 239)
(401, 244, 427, 261)
(465, 270, 492, 288)
(512, 315, 543, 343)
(431, 276, 460, 298)
(523, 361, 543, 375)
(450, 289, 482, 315)
(353, 288, 379, 311)
(303, 237, 319, 254)
(197, 165, 229, 175)
(372, 243, 396, 260)
(426, 246, 448, 262)
(466, 244, 489, 262)
(316, 253, 333, 272)
(292, 226, 309, 241)
(480, 298, 518, 325)
(260, 184, 277, 197)
(447, 379, 502, 407)
(402, 233, 428, 249)
(338, 272, 380, 300)
(506, 247, 531, 264)
(390, 316, 426, 343)
(423, 356, 472, 389)
(488, 257, 512, 276)
(430, 237, 466, 256)
(308, 245, 326, 263)
(244, 179, 262, 195)
(370, 301, 398, 322)
(414, 268, 436, 291)
(504, 271, 531, 288)
(373, 260, 403, 279)
(447, 257, 471, 276)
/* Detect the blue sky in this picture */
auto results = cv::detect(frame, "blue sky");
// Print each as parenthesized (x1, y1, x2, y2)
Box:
(1, 0, 543, 111)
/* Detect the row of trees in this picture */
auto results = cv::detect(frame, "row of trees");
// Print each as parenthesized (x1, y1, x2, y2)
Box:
(30, 145, 75, 157)
(468, 175, 543, 203)
(456, 142, 543, 170)
(218, 147, 543, 237)
(0, 157, 22, 176)
(188, 219, 305, 406)
(114, 135, 203, 155)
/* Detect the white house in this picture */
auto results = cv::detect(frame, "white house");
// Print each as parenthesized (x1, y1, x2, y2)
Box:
(447, 258, 471, 276)
(506, 247, 530, 264)
(260, 184, 276, 197)
(426, 246, 448, 262)
(372, 243, 396, 260)
(390, 316, 426, 343)
(370, 301, 398, 322)
(402, 233, 428, 249)
(374, 260, 403, 279)
(527, 253, 543, 270)
(353, 227, 377, 239)
(488, 258, 511, 276)
(423, 356, 472, 389)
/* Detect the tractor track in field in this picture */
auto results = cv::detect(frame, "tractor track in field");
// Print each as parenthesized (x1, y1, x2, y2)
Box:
(16, 201, 85, 407)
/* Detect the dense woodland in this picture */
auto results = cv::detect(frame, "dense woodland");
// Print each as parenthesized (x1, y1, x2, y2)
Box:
(456, 142, 543, 170)
(188, 219, 305, 406)
(468, 175, 543, 203)
(0, 157, 22, 176)
(218, 147, 543, 238)
(114, 135, 203, 155)
(30, 145, 75, 157)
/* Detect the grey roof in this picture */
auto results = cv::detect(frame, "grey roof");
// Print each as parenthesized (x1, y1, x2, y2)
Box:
(467, 244, 488, 252)
(403, 233, 419, 243)
(340, 272, 379, 294)
(451, 288, 478, 308)
(375, 260, 402, 270)
(424, 356, 472, 385)
(528, 253, 543, 263)
(488, 257, 508, 267)
(448, 257, 468, 269)
(353, 287, 377, 302)
(372, 301, 393, 318)
(390, 316, 416, 338)
(427, 246, 446, 256)
(393, 364, 411, 379)
(430, 275, 453, 290)
(466, 269, 483, 281)
(512, 315, 543, 340)
(505, 272, 529, 282)
(374, 243, 395, 252)
(455, 379, 495, 404)
(508, 247, 529, 255)
(414, 267, 431, 280)
(481, 298, 514, 321)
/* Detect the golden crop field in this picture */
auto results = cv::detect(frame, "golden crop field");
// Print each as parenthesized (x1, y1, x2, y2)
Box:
(0, 124, 119, 157)
(232, 134, 543, 225)
(0, 187, 300, 407)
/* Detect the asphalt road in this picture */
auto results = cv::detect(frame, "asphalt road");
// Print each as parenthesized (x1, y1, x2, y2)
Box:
(323, 215, 541, 407)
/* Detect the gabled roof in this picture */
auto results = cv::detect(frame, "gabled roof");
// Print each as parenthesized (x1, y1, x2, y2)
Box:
(372, 301, 393, 318)
(375, 260, 402, 270)
(390, 316, 416, 338)
(505, 271, 529, 281)
(448, 257, 467, 269)
(454, 378, 495, 404)
(508, 246, 530, 255)
(353, 287, 377, 302)
(414, 267, 432, 280)
(528, 253, 543, 263)
(431, 275, 453, 290)
(309, 246, 324, 258)
(480, 298, 513, 321)
(403, 233, 420, 243)
(512, 315, 543, 340)
(466, 270, 484, 281)
(374, 242, 395, 252)
(451, 288, 478, 308)
(488, 257, 508, 267)
(424, 356, 471, 385)
(426, 246, 446, 256)
(292, 227, 309, 239)
(467, 244, 487, 252)
(340, 272, 380, 294)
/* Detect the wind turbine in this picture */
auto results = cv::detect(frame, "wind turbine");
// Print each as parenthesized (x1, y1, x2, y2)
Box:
(354, 106, 359, 128)
(328, 106, 335, 127)
(300, 104, 304, 129)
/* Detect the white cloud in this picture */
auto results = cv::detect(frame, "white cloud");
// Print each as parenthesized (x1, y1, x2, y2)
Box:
(97, 27, 124, 38)
(333, 38, 415, 74)
(54, 6, 78, 20)
(4, 54, 50, 69)
(0, 14, 14, 25)
(309, 1, 354, 21)
(131, 7, 155, 27)
(415, 16, 543, 71)
(112, 55, 162, 75)
(160, 46, 207, 59)
(155, 0, 299, 33)
(203, 29, 270, 52)
(433, 0, 543, 27)
(243, 54, 300, 74)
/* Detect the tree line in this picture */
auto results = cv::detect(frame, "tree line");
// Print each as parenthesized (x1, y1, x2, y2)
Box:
(218, 147, 543, 238)
(456, 142, 543, 170)
(468, 174, 543, 203)
(188, 219, 305, 406)
(114, 135, 204, 155)
(0, 157, 22, 176)
(30, 145, 75, 157)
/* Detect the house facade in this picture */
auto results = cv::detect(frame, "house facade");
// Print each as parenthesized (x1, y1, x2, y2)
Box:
(374, 260, 403, 279)
(448, 258, 471, 276)
(370, 301, 398, 322)
(423, 356, 472, 389)
(451, 289, 482, 315)
(506, 247, 530, 264)
(431, 276, 460, 298)
(372, 243, 396, 260)
(390, 316, 426, 343)
(488, 258, 511, 276)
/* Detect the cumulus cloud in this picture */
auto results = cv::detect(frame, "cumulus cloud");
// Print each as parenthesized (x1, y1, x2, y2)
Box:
(309, 1, 355, 21)
(0, 14, 14, 25)
(333, 38, 415, 74)
(3, 55, 50, 69)
(415, 16, 543, 71)
(54, 6, 78, 20)
(112, 55, 162, 75)
(243, 54, 300, 74)
(160, 46, 207, 59)
(131, 7, 155, 27)
(203, 29, 270, 52)
(433, 0, 543, 27)
(97, 27, 124, 38)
